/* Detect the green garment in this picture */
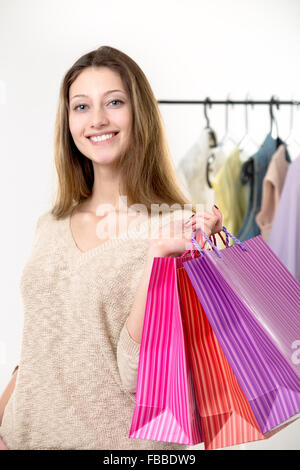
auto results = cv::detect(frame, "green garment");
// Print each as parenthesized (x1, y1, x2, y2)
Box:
(211, 146, 249, 240)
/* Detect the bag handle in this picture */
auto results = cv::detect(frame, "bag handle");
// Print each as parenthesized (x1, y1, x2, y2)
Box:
(192, 228, 222, 258)
(220, 226, 247, 251)
(181, 228, 222, 258)
(181, 225, 246, 258)
(181, 236, 205, 259)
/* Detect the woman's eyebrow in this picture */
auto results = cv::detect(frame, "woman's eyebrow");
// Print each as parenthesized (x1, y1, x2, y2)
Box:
(70, 89, 126, 101)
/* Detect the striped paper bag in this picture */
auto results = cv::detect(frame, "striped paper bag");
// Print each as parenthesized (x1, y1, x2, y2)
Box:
(183, 226, 300, 435)
(176, 255, 266, 449)
(129, 256, 203, 445)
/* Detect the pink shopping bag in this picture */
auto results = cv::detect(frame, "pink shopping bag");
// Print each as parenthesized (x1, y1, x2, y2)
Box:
(129, 256, 203, 445)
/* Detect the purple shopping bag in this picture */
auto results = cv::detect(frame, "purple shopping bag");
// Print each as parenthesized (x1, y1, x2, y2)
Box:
(182, 227, 300, 435)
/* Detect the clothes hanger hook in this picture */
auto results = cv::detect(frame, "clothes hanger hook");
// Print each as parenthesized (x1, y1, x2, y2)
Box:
(225, 94, 234, 133)
(238, 93, 256, 147)
(288, 97, 300, 136)
(245, 92, 253, 133)
(286, 96, 300, 142)
(269, 95, 280, 135)
(204, 97, 212, 128)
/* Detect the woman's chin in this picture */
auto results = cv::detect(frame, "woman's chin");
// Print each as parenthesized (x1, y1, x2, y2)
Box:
(90, 154, 121, 166)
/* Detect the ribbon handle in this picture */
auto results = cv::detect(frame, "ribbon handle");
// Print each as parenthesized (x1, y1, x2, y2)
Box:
(191, 227, 222, 258)
(181, 225, 247, 258)
(221, 226, 247, 251)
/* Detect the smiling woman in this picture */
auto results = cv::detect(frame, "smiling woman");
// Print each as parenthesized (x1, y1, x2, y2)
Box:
(50, 45, 195, 219)
(68, 68, 132, 167)
(0, 45, 200, 451)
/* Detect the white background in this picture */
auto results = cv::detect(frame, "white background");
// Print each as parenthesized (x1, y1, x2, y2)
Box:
(0, 0, 299, 450)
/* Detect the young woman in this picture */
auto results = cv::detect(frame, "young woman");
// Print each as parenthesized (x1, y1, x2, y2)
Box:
(0, 45, 222, 450)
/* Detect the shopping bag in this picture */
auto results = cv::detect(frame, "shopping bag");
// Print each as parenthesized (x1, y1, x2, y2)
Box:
(129, 256, 203, 445)
(182, 226, 300, 435)
(176, 257, 266, 449)
(129, 244, 268, 449)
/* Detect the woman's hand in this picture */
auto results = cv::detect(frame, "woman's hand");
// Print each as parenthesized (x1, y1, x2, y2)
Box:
(147, 205, 223, 260)
(127, 205, 223, 345)
(185, 204, 223, 239)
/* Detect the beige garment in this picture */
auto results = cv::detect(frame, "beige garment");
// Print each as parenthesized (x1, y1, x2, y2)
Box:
(256, 145, 290, 241)
(176, 128, 227, 211)
(0, 207, 195, 450)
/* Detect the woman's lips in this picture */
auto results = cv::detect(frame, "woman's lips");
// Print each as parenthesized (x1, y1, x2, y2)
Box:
(87, 132, 119, 145)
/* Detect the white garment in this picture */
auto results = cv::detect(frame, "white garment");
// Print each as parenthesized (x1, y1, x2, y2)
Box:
(176, 129, 227, 212)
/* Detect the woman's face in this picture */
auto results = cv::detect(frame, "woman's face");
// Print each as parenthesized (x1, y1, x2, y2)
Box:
(68, 66, 132, 166)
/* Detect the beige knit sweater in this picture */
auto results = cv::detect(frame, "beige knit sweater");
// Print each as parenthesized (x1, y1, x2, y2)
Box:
(0, 207, 195, 450)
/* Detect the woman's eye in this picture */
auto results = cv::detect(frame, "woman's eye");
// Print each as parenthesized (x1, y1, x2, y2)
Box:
(74, 104, 87, 111)
(109, 99, 123, 106)
(73, 100, 123, 111)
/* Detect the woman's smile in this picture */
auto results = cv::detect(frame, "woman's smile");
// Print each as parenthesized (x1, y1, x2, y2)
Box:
(87, 132, 119, 145)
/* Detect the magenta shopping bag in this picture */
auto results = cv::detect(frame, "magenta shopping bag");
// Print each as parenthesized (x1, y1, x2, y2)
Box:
(182, 227, 300, 435)
(129, 256, 203, 445)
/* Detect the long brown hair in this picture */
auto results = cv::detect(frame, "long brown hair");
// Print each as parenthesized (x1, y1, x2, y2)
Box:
(51, 45, 196, 219)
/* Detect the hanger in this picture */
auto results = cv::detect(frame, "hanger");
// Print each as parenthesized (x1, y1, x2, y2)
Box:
(269, 95, 292, 161)
(285, 99, 300, 160)
(237, 93, 259, 157)
(219, 94, 237, 153)
(240, 94, 257, 185)
(241, 96, 281, 185)
(269, 95, 281, 147)
(203, 97, 218, 148)
(203, 98, 218, 188)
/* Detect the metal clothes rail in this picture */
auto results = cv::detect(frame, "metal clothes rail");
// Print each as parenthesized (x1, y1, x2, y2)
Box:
(157, 98, 300, 106)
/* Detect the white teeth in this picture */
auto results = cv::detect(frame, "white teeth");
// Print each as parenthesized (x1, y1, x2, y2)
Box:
(90, 133, 116, 142)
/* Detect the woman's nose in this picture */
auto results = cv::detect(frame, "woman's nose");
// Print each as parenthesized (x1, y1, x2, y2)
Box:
(90, 108, 109, 127)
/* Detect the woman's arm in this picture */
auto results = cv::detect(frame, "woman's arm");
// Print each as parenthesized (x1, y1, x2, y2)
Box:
(118, 206, 223, 391)
(125, 248, 160, 345)
(117, 240, 187, 392)
(116, 254, 155, 393)
(0, 366, 18, 426)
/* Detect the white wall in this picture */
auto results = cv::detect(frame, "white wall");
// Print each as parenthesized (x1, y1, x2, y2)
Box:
(0, 0, 299, 450)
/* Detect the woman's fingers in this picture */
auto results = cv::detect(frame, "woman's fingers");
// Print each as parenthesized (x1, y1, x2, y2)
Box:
(186, 215, 217, 232)
(188, 208, 222, 233)
(211, 205, 223, 231)
(185, 211, 211, 225)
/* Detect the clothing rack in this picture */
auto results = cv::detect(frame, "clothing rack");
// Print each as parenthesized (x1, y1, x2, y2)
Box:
(157, 96, 300, 137)
(157, 98, 300, 106)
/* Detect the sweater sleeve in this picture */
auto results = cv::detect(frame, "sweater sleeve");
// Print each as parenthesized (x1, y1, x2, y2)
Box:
(117, 317, 141, 393)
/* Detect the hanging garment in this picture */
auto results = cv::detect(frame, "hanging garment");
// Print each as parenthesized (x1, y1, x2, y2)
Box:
(267, 155, 300, 281)
(255, 145, 290, 241)
(176, 128, 226, 211)
(237, 133, 291, 242)
(211, 146, 249, 238)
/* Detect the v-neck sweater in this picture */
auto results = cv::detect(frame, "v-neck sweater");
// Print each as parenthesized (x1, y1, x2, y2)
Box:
(0, 207, 194, 450)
